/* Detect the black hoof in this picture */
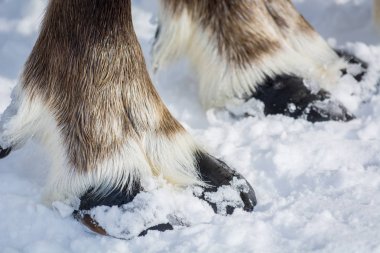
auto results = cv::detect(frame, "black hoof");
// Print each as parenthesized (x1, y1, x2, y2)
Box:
(335, 49, 368, 82)
(196, 152, 257, 215)
(0, 146, 11, 159)
(74, 210, 174, 238)
(75, 183, 176, 238)
(74, 182, 141, 236)
(76, 181, 177, 238)
(252, 75, 354, 122)
(78, 183, 141, 211)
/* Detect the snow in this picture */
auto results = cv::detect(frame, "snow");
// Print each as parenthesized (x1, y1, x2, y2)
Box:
(1, 0, 380, 252)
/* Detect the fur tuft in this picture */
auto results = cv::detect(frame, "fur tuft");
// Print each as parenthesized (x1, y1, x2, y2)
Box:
(153, 0, 348, 109)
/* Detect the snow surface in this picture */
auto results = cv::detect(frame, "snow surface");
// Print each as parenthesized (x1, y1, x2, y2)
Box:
(1, 0, 380, 252)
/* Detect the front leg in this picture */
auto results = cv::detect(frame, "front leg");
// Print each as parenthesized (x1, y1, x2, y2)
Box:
(195, 152, 257, 215)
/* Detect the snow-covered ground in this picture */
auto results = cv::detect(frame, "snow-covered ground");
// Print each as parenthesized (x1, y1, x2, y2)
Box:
(1, 0, 380, 252)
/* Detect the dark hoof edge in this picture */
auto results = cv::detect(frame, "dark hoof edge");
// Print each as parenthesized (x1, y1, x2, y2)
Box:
(335, 49, 368, 82)
(73, 211, 108, 236)
(196, 152, 257, 215)
(75, 182, 173, 238)
(74, 153, 257, 237)
(252, 75, 354, 123)
(78, 183, 141, 211)
(73, 211, 174, 238)
(0, 146, 12, 159)
(74, 184, 140, 237)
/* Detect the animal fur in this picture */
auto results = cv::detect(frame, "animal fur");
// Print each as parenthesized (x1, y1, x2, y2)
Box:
(0, 0, 203, 206)
(153, 0, 348, 110)
(0, 1, 257, 229)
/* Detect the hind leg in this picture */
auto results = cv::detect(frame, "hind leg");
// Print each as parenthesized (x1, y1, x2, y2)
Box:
(154, 0, 365, 122)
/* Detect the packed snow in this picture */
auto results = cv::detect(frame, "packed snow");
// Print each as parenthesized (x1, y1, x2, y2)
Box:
(1, 0, 380, 252)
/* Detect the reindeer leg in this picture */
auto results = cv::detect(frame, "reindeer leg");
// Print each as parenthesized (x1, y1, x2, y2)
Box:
(154, 0, 360, 122)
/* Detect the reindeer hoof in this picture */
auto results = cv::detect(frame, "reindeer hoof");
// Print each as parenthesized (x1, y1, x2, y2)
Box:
(74, 210, 174, 239)
(74, 183, 175, 239)
(252, 75, 354, 122)
(196, 152, 257, 215)
(335, 49, 368, 82)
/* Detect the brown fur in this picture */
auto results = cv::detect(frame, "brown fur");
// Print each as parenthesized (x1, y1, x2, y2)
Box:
(161, 0, 283, 67)
(161, 0, 319, 68)
(22, 0, 184, 173)
(156, 0, 345, 111)
(265, 0, 314, 34)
